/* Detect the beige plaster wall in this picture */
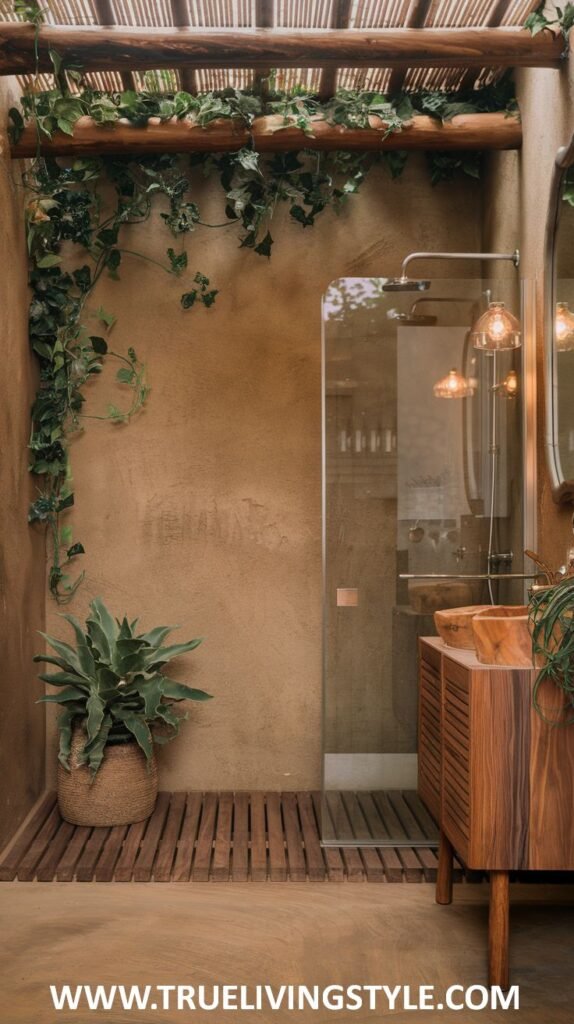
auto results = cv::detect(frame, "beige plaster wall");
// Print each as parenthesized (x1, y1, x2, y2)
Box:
(483, 60, 574, 570)
(0, 79, 46, 847)
(44, 158, 481, 790)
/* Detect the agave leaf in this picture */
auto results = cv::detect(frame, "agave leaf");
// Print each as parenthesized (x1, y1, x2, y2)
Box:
(60, 612, 88, 647)
(85, 691, 105, 743)
(86, 716, 113, 774)
(33, 654, 72, 671)
(161, 678, 213, 702)
(117, 615, 133, 641)
(39, 632, 92, 679)
(38, 670, 89, 688)
(90, 597, 119, 648)
(140, 625, 175, 647)
(155, 702, 182, 730)
(61, 614, 98, 676)
(38, 685, 86, 703)
(112, 707, 153, 760)
(146, 638, 203, 667)
(57, 706, 77, 771)
(133, 675, 165, 718)
(86, 616, 112, 663)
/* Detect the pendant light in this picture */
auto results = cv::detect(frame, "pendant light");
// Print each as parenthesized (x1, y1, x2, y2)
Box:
(469, 301, 521, 351)
(555, 302, 574, 351)
(433, 368, 475, 399)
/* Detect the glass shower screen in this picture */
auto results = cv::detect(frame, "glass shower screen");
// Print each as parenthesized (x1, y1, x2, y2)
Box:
(321, 277, 527, 846)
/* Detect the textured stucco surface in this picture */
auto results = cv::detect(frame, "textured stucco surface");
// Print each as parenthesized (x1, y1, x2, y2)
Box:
(0, 78, 46, 846)
(43, 158, 481, 789)
(483, 59, 574, 571)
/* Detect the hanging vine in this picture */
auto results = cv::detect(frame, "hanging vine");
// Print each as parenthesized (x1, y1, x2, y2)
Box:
(8, 1, 520, 602)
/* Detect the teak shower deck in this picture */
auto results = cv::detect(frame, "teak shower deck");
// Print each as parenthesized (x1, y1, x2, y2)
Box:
(0, 790, 445, 884)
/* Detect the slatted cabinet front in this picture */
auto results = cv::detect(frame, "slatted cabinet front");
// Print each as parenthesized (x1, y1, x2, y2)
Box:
(419, 639, 534, 871)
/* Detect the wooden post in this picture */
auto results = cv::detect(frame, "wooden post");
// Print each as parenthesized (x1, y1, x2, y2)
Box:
(489, 871, 510, 990)
(436, 830, 454, 905)
(0, 24, 563, 77)
(387, 0, 432, 96)
(318, 0, 353, 102)
(92, 0, 136, 92)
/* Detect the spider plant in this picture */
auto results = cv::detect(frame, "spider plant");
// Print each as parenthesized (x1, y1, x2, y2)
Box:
(529, 574, 574, 724)
(35, 596, 212, 774)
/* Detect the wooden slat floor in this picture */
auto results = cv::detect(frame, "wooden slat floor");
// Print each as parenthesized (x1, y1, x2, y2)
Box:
(0, 790, 447, 884)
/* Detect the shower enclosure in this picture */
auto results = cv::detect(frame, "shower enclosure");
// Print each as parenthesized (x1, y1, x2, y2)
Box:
(321, 274, 536, 846)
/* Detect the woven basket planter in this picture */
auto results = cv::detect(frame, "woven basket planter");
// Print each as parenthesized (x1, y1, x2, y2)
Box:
(58, 728, 158, 827)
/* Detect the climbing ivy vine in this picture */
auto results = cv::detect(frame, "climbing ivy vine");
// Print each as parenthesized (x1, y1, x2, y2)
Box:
(9, 1, 520, 602)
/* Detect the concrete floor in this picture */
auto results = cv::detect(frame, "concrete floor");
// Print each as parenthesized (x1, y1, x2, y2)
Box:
(0, 883, 573, 1023)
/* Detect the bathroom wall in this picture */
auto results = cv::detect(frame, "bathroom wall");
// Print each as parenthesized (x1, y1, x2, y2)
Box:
(483, 55, 574, 570)
(0, 78, 46, 847)
(43, 157, 482, 790)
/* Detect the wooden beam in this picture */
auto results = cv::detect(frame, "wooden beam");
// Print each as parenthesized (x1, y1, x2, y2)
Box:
(0, 25, 562, 76)
(9, 111, 522, 157)
(170, 0, 197, 94)
(92, 0, 136, 92)
(319, 0, 353, 102)
(388, 0, 433, 96)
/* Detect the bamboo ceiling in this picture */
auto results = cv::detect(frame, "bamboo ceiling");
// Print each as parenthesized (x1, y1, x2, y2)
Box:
(0, 0, 542, 95)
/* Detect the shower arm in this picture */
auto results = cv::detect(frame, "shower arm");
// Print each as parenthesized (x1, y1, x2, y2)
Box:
(399, 572, 540, 581)
(398, 249, 520, 283)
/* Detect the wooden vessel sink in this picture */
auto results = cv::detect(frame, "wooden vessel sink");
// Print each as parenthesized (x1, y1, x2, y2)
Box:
(472, 605, 533, 667)
(434, 605, 491, 650)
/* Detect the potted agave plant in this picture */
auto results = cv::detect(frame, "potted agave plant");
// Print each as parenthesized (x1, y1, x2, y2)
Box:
(35, 597, 212, 827)
(529, 574, 574, 723)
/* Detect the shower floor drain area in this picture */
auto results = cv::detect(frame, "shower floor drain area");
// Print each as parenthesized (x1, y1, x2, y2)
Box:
(0, 790, 449, 884)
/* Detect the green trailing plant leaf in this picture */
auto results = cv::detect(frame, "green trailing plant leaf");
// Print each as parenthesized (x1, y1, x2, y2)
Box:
(529, 575, 574, 724)
(35, 597, 211, 774)
(12, 52, 517, 600)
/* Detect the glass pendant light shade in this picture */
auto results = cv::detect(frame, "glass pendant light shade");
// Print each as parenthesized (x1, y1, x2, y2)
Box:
(470, 301, 521, 351)
(433, 368, 475, 399)
(555, 302, 574, 351)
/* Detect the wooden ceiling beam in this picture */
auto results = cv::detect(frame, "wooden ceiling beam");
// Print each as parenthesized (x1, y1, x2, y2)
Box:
(10, 111, 522, 157)
(170, 0, 197, 94)
(387, 0, 433, 96)
(92, 0, 136, 92)
(318, 0, 353, 102)
(0, 25, 562, 76)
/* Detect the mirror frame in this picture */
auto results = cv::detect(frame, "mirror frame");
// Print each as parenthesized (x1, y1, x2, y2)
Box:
(545, 131, 574, 504)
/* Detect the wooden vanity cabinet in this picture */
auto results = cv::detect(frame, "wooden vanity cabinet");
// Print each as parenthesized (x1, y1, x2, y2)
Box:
(418, 636, 574, 988)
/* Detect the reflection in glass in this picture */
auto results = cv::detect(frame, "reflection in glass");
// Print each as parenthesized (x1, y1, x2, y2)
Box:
(555, 301, 574, 350)
(433, 367, 475, 399)
(321, 278, 526, 845)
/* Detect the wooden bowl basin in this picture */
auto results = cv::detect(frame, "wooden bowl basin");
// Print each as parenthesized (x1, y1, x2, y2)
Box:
(472, 605, 533, 667)
(434, 605, 491, 650)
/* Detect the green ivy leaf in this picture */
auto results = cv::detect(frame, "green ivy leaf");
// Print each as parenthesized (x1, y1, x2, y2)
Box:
(36, 254, 62, 268)
(254, 230, 274, 257)
(90, 335, 108, 355)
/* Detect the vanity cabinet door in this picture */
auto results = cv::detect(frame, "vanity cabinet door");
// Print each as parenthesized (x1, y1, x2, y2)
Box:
(441, 658, 471, 864)
(418, 641, 442, 821)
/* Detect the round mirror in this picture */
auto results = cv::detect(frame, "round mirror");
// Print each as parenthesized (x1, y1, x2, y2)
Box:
(546, 134, 574, 503)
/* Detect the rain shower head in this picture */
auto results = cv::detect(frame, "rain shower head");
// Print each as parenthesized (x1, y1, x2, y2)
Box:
(381, 277, 430, 292)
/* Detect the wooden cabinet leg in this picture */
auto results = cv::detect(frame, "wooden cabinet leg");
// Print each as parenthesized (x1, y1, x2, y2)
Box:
(489, 871, 510, 990)
(436, 830, 453, 905)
